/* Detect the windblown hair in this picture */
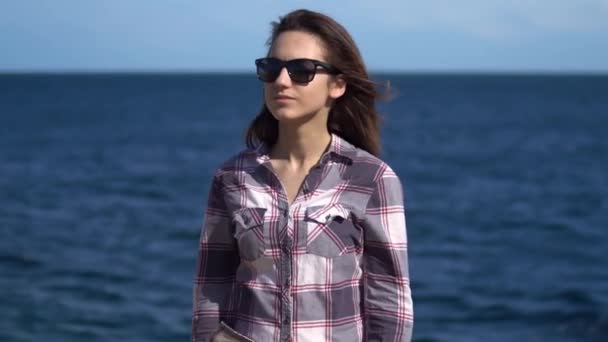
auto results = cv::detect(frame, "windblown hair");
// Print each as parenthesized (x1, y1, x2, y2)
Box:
(245, 9, 385, 156)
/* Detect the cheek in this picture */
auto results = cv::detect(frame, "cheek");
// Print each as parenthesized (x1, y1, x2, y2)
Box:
(263, 85, 276, 109)
(301, 84, 330, 106)
(263, 85, 271, 101)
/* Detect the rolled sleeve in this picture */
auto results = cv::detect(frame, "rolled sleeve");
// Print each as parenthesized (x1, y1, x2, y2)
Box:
(361, 165, 414, 341)
(191, 173, 239, 342)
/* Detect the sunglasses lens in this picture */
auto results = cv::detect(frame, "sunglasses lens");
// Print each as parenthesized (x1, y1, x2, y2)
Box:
(287, 60, 316, 83)
(256, 59, 281, 82)
(256, 58, 319, 83)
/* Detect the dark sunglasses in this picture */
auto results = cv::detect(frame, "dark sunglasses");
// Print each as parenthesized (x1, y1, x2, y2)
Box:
(255, 57, 341, 83)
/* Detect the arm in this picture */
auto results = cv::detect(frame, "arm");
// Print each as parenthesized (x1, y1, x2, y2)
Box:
(362, 165, 414, 341)
(191, 173, 239, 342)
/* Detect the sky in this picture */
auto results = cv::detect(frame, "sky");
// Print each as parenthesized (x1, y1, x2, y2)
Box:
(1, 0, 608, 73)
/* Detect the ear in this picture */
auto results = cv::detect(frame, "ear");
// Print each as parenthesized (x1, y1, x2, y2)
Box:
(328, 76, 346, 100)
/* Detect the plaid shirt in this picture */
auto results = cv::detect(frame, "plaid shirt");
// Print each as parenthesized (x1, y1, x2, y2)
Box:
(192, 133, 413, 342)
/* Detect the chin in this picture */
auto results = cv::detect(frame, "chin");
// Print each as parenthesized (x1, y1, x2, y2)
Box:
(270, 107, 310, 122)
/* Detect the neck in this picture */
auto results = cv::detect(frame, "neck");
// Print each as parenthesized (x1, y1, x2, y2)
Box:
(270, 121, 331, 170)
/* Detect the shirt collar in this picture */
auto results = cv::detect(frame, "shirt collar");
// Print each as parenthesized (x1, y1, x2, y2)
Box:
(254, 132, 356, 165)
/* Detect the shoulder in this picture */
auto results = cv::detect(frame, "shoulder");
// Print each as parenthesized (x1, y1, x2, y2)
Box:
(353, 149, 395, 179)
(210, 146, 260, 181)
(342, 141, 400, 188)
(347, 148, 406, 210)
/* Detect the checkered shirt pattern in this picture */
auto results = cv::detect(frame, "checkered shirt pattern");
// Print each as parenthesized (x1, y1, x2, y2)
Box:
(192, 133, 413, 341)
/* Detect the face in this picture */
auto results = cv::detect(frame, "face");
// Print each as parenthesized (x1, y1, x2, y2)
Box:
(263, 31, 345, 123)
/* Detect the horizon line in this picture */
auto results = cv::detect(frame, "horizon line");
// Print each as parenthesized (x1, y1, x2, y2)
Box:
(1, 68, 608, 76)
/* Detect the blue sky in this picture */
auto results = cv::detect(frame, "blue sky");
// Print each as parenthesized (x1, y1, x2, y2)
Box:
(1, 0, 607, 73)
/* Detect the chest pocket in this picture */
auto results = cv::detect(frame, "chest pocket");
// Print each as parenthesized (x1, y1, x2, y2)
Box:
(233, 207, 266, 261)
(304, 204, 362, 258)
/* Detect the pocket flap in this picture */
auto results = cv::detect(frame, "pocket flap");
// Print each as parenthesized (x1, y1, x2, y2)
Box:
(233, 207, 266, 229)
(213, 321, 255, 342)
(305, 203, 351, 224)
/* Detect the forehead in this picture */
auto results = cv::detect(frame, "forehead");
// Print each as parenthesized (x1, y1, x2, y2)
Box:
(269, 31, 327, 61)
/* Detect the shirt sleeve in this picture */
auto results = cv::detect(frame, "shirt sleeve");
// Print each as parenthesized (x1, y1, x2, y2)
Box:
(191, 172, 240, 342)
(361, 165, 414, 341)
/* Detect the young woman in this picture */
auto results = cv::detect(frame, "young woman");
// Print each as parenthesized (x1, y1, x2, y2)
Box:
(192, 9, 413, 342)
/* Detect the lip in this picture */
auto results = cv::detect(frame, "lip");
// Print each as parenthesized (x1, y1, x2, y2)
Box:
(274, 95, 295, 101)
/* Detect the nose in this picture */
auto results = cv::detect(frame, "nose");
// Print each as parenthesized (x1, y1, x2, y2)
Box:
(274, 67, 292, 87)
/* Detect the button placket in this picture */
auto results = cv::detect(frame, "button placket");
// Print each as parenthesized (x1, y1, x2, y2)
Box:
(280, 210, 293, 341)
(281, 235, 292, 289)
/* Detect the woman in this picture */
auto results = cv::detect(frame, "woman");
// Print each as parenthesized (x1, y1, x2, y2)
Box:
(192, 9, 413, 342)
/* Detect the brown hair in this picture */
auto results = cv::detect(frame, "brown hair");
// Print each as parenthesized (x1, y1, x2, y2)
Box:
(245, 9, 384, 156)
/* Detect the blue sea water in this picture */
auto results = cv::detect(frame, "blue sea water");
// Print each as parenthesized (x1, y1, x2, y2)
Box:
(0, 73, 607, 342)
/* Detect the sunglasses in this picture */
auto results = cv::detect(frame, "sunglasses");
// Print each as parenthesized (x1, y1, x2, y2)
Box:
(255, 57, 341, 83)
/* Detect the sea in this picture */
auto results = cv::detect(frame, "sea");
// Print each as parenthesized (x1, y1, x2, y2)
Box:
(1, 73, 607, 342)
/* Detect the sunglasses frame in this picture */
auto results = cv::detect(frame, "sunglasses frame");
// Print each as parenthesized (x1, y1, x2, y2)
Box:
(255, 57, 341, 83)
